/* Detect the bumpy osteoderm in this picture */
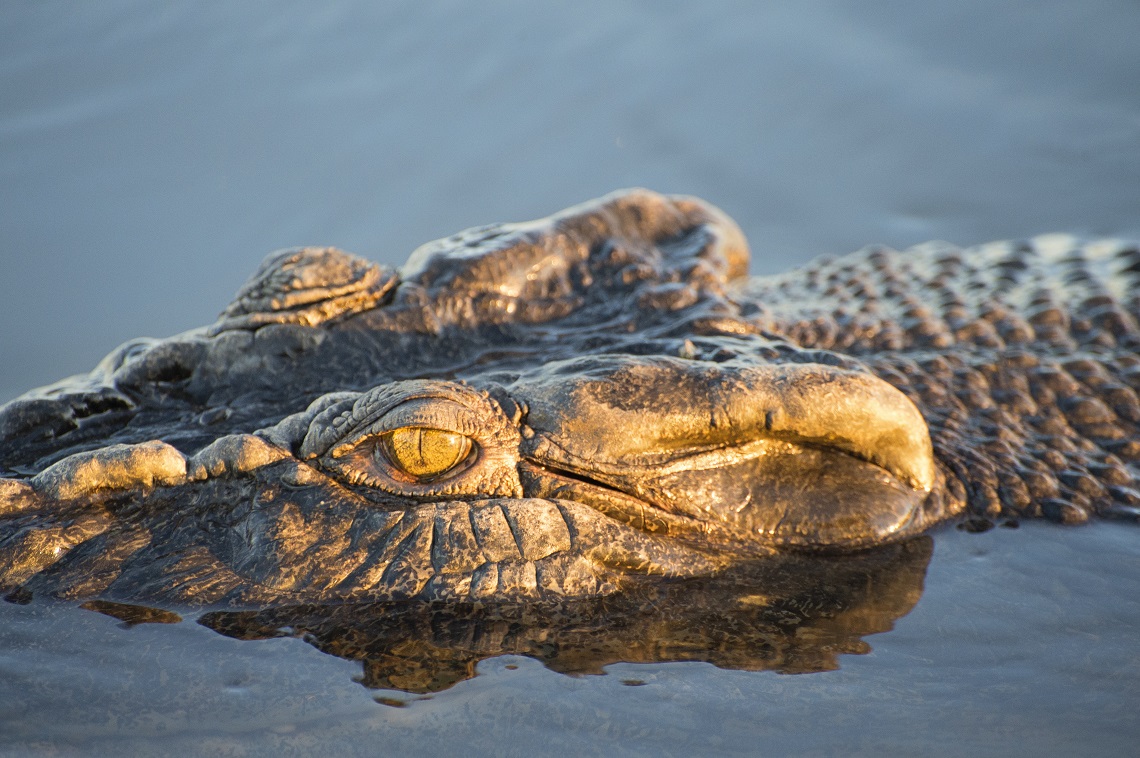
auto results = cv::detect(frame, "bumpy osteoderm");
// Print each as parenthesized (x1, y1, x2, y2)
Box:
(210, 247, 398, 333)
(0, 190, 1136, 605)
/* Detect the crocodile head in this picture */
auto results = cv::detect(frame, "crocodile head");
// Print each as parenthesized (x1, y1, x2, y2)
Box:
(1, 190, 959, 604)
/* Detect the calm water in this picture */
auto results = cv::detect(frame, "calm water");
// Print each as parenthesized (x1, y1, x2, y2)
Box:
(1, 2, 1139, 755)
(2, 523, 1137, 756)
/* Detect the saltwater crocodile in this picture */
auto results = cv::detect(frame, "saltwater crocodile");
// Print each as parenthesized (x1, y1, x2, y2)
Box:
(1, 189, 1137, 605)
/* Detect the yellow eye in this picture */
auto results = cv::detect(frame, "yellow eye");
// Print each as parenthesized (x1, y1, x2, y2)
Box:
(378, 427, 474, 481)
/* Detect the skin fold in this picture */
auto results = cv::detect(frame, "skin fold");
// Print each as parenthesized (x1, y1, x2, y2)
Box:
(1, 189, 1136, 605)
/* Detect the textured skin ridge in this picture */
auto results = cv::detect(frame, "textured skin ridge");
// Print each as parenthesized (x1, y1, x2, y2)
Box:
(744, 235, 1140, 354)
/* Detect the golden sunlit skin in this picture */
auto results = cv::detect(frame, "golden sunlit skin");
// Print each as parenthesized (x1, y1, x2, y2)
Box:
(0, 189, 1137, 607)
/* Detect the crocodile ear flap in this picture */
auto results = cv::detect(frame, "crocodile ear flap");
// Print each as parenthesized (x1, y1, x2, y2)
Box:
(209, 247, 398, 335)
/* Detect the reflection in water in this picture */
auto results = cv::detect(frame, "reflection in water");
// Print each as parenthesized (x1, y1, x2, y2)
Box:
(79, 600, 182, 628)
(184, 538, 933, 695)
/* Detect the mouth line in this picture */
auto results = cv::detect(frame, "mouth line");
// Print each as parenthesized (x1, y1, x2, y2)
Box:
(523, 458, 643, 501)
(517, 458, 724, 540)
(523, 438, 913, 503)
(519, 437, 932, 551)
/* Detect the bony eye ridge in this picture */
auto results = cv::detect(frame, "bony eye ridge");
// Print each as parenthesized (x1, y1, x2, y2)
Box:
(377, 427, 475, 481)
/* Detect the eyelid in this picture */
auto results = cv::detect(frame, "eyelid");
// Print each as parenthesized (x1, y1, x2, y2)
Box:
(328, 398, 480, 458)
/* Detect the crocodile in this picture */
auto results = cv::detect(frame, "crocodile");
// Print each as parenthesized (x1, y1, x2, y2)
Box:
(1, 189, 1137, 606)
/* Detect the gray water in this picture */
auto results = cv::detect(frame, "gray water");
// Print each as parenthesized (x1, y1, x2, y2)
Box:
(1, 2, 1139, 755)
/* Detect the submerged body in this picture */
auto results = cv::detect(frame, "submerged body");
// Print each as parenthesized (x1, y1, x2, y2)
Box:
(1, 190, 1137, 604)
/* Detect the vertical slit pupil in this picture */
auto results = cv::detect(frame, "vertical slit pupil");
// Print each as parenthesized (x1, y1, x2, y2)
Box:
(380, 428, 473, 480)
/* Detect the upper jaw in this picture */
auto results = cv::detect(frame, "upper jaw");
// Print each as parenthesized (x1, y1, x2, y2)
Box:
(511, 354, 942, 549)
(512, 354, 936, 489)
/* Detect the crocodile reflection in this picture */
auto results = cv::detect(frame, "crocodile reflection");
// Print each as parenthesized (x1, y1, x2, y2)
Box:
(185, 538, 928, 694)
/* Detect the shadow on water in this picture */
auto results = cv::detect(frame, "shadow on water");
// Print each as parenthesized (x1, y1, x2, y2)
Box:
(70, 538, 934, 696)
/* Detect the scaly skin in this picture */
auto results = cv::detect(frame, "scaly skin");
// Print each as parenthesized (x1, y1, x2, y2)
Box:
(0, 190, 1136, 605)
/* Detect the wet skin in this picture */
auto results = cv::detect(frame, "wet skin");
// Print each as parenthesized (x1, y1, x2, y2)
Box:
(1, 190, 1137, 605)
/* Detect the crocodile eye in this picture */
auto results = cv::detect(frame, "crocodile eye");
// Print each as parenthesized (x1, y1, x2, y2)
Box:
(377, 427, 474, 481)
(305, 383, 522, 500)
